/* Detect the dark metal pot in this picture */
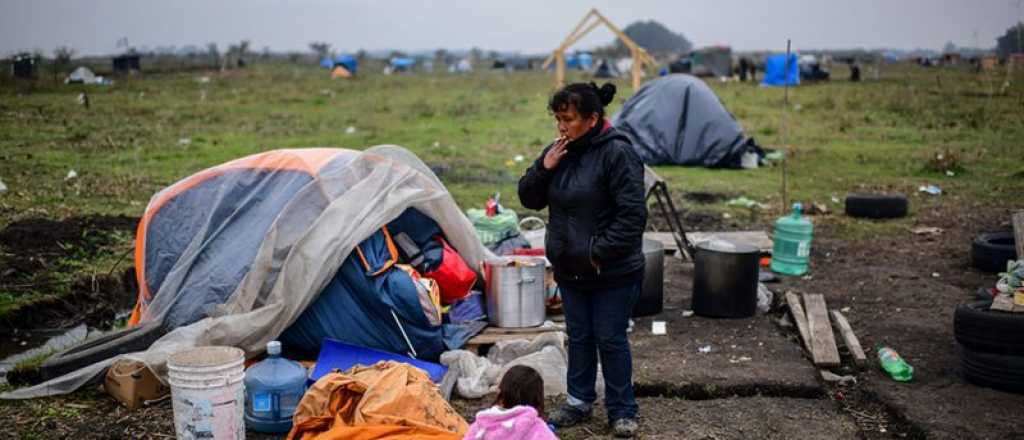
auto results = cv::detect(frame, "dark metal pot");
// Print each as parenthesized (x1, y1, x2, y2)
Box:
(692, 240, 760, 318)
(633, 238, 664, 317)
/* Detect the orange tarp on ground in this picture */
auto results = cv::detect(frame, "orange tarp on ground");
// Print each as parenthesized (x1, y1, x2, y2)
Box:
(287, 361, 467, 440)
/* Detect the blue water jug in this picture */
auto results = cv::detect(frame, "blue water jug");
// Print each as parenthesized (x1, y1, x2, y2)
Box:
(770, 202, 813, 276)
(244, 341, 308, 433)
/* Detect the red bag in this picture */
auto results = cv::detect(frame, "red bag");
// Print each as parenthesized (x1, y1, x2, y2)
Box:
(424, 236, 477, 304)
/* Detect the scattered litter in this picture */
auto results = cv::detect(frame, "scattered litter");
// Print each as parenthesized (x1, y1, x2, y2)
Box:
(197, 76, 211, 84)
(722, 212, 732, 219)
(682, 310, 694, 317)
(840, 306, 851, 313)
(130, 200, 141, 206)
(698, 345, 712, 354)
(932, 272, 941, 278)
(776, 313, 794, 329)
(64, 169, 78, 181)
(763, 151, 785, 162)
(432, 141, 441, 148)
(945, 170, 955, 177)
(726, 196, 767, 209)
(910, 226, 943, 235)
(918, 184, 942, 195)
(651, 321, 666, 335)
(757, 283, 774, 313)
(177, 138, 191, 146)
(0, 178, 6, 194)
(807, 202, 829, 215)
(830, 196, 841, 204)
(820, 370, 857, 386)
(513, 154, 525, 162)
(627, 319, 635, 333)
(345, 126, 357, 135)
(729, 356, 753, 364)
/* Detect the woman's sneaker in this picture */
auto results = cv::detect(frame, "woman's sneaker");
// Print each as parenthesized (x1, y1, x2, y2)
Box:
(611, 417, 639, 437)
(548, 403, 592, 428)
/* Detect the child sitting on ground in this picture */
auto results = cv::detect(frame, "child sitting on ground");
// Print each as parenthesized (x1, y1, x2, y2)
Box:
(464, 365, 558, 440)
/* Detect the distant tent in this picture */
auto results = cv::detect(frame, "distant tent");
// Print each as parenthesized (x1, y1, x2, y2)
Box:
(391, 57, 416, 72)
(449, 58, 472, 74)
(593, 58, 622, 78)
(616, 58, 634, 74)
(690, 46, 733, 78)
(65, 66, 97, 84)
(613, 74, 762, 168)
(12, 53, 34, 78)
(320, 55, 358, 75)
(761, 53, 799, 87)
(565, 53, 594, 70)
(331, 65, 352, 78)
(112, 54, 141, 74)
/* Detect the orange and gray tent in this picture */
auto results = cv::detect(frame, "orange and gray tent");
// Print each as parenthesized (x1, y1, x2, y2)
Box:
(5, 146, 488, 399)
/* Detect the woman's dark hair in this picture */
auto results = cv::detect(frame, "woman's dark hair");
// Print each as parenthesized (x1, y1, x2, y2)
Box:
(495, 365, 545, 414)
(548, 82, 616, 119)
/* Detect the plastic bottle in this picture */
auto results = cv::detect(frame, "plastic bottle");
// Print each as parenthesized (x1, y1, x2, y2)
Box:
(770, 202, 813, 276)
(877, 345, 914, 382)
(244, 341, 308, 433)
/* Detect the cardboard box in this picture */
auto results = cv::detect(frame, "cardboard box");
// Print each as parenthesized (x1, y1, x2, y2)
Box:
(104, 359, 169, 410)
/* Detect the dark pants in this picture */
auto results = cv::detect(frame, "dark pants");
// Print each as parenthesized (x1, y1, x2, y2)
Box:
(561, 280, 640, 421)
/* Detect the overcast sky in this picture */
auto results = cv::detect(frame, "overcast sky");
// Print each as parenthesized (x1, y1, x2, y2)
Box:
(2, 0, 1021, 56)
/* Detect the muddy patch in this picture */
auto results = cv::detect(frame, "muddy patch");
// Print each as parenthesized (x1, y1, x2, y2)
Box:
(682, 191, 733, 204)
(0, 215, 138, 334)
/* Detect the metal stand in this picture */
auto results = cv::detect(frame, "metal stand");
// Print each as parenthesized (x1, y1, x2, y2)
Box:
(646, 180, 694, 261)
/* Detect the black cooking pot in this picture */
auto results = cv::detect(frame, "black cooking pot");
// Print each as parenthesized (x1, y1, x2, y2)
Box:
(692, 240, 760, 318)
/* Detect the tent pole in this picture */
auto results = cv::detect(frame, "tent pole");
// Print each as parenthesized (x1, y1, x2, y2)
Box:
(631, 48, 642, 90)
(781, 39, 792, 211)
(556, 52, 566, 88)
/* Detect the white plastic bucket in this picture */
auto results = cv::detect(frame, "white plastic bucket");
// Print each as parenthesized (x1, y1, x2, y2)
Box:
(167, 346, 246, 440)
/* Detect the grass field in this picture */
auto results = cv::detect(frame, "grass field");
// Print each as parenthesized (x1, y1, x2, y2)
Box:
(1, 61, 1023, 316)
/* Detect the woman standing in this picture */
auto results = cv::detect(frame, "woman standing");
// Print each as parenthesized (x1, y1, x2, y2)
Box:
(518, 82, 647, 437)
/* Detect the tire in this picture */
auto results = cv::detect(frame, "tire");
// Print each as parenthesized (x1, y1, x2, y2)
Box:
(970, 231, 1018, 273)
(959, 344, 1024, 393)
(844, 194, 909, 219)
(40, 322, 163, 380)
(954, 301, 1024, 356)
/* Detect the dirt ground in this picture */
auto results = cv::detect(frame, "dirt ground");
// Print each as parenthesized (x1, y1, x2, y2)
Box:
(1, 197, 1023, 439)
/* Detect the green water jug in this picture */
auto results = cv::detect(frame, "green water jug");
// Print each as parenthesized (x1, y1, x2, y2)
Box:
(770, 202, 813, 276)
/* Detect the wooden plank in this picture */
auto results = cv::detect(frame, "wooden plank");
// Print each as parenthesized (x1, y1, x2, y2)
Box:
(785, 292, 812, 354)
(466, 332, 546, 346)
(802, 294, 841, 367)
(829, 310, 867, 368)
(479, 324, 564, 335)
(644, 231, 773, 253)
(1012, 210, 1024, 261)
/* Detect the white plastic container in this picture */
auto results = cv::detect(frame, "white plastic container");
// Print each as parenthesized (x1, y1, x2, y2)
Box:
(167, 346, 247, 440)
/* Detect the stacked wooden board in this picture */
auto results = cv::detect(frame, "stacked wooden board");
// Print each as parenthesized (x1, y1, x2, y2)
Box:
(786, 292, 867, 369)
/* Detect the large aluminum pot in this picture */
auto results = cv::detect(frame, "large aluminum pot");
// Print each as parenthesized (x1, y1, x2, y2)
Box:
(484, 256, 546, 328)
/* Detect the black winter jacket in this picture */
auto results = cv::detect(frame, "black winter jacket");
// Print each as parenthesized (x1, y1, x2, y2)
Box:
(518, 121, 647, 290)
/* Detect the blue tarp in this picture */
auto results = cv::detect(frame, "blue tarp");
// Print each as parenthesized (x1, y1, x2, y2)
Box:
(565, 53, 594, 70)
(391, 57, 416, 70)
(320, 55, 358, 74)
(762, 53, 799, 87)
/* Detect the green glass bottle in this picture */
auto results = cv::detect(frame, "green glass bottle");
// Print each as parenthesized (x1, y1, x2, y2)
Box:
(770, 202, 813, 276)
(877, 345, 914, 382)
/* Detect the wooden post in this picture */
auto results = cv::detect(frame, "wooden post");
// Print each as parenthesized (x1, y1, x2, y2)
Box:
(1013, 210, 1024, 260)
(781, 39, 792, 212)
(631, 49, 642, 90)
(555, 52, 565, 88)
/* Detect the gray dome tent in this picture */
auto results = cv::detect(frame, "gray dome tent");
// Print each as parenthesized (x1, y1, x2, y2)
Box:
(612, 74, 761, 168)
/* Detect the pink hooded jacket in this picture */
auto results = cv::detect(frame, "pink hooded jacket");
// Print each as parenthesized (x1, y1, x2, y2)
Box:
(463, 405, 558, 440)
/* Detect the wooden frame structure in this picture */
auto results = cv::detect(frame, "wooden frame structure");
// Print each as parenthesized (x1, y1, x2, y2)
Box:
(541, 8, 657, 90)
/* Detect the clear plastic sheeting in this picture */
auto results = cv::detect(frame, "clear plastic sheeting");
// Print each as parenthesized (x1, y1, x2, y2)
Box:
(2, 145, 491, 399)
(439, 332, 567, 399)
